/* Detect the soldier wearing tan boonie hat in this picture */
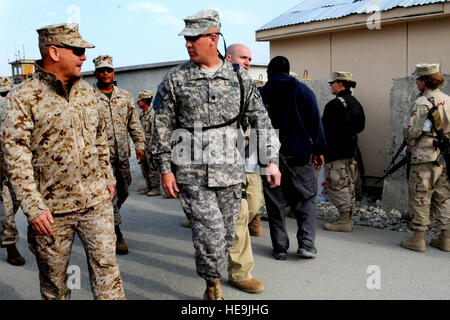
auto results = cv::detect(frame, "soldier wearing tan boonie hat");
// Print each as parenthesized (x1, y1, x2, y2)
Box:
(37, 23, 94, 48)
(412, 63, 441, 79)
(328, 71, 356, 86)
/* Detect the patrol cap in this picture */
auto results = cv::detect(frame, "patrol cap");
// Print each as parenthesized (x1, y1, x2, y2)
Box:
(37, 23, 94, 48)
(328, 71, 354, 83)
(179, 9, 221, 37)
(137, 89, 154, 101)
(412, 63, 441, 79)
(93, 55, 114, 70)
(0, 77, 14, 93)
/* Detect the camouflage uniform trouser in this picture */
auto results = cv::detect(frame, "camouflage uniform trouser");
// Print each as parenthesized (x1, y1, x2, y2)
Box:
(0, 182, 21, 247)
(179, 183, 241, 283)
(409, 162, 450, 231)
(140, 150, 160, 192)
(28, 200, 125, 300)
(112, 159, 132, 226)
(325, 158, 358, 215)
(228, 172, 264, 282)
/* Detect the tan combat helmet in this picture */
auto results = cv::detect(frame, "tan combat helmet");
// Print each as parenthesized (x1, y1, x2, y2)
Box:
(137, 89, 154, 101)
(37, 23, 94, 48)
(93, 55, 114, 70)
(179, 9, 221, 36)
(0, 77, 14, 94)
(412, 63, 441, 79)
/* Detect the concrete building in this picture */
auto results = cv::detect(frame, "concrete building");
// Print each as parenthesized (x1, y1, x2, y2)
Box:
(256, 0, 450, 178)
(83, 60, 268, 103)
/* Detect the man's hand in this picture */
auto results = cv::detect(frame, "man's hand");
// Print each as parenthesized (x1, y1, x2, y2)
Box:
(136, 149, 145, 164)
(162, 172, 180, 198)
(147, 146, 151, 153)
(313, 155, 325, 169)
(107, 186, 115, 201)
(30, 210, 54, 237)
(265, 163, 281, 188)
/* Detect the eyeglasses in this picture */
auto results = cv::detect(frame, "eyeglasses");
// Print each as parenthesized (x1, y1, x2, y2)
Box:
(95, 67, 114, 74)
(184, 33, 217, 43)
(46, 44, 86, 57)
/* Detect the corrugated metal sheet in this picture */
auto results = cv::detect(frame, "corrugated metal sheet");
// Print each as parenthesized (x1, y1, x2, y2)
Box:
(257, 0, 449, 31)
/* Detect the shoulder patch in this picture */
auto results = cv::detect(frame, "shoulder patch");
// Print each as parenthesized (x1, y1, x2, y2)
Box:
(153, 82, 169, 112)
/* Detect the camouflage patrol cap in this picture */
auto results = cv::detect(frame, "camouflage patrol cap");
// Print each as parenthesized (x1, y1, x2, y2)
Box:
(328, 71, 354, 83)
(137, 89, 154, 101)
(0, 77, 14, 93)
(37, 23, 94, 48)
(412, 63, 440, 79)
(93, 55, 114, 70)
(179, 9, 221, 37)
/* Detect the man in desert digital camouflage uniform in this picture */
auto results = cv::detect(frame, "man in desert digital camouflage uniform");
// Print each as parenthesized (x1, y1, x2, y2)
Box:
(93, 55, 146, 255)
(0, 23, 125, 300)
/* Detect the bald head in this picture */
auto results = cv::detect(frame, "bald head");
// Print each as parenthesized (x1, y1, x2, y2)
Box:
(226, 44, 252, 71)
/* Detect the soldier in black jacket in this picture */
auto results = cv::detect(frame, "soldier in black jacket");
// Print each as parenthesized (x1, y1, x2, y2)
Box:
(322, 72, 365, 232)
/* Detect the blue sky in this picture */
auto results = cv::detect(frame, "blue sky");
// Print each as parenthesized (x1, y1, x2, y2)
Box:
(0, 0, 301, 76)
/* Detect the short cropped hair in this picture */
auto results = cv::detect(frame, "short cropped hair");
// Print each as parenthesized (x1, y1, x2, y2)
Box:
(267, 56, 290, 76)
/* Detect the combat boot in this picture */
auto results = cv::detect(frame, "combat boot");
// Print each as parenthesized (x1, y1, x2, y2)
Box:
(324, 212, 353, 232)
(138, 188, 149, 195)
(430, 230, 450, 252)
(400, 230, 426, 253)
(6, 244, 25, 266)
(115, 226, 129, 255)
(203, 279, 224, 300)
(229, 278, 264, 293)
(248, 215, 263, 237)
(147, 189, 161, 197)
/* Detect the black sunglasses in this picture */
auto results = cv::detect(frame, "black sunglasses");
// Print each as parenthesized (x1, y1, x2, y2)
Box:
(46, 44, 86, 57)
(95, 67, 114, 74)
(184, 33, 217, 43)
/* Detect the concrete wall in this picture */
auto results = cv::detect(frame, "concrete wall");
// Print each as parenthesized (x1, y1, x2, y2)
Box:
(268, 16, 450, 177)
(83, 61, 268, 103)
(381, 74, 450, 212)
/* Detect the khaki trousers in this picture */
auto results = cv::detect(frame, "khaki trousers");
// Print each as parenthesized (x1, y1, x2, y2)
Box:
(409, 162, 450, 231)
(28, 200, 125, 300)
(228, 172, 264, 282)
(325, 159, 358, 215)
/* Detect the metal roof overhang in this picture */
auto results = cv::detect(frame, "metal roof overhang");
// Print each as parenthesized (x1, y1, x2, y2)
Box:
(256, 2, 450, 41)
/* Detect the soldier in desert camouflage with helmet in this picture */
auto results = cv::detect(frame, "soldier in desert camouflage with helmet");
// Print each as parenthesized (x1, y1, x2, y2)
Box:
(0, 23, 125, 300)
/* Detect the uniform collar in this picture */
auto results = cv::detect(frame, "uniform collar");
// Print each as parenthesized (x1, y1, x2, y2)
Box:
(34, 60, 82, 99)
(187, 59, 234, 81)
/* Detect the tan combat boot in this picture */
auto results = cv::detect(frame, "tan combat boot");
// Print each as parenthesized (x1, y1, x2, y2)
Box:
(248, 215, 263, 237)
(324, 212, 353, 232)
(400, 230, 426, 253)
(229, 278, 264, 293)
(6, 244, 25, 266)
(203, 279, 225, 300)
(115, 226, 129, 255)
(430, 230, 450, 252)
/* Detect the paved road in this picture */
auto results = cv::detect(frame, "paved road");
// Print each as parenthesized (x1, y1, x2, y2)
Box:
(1, 183, 449, 301)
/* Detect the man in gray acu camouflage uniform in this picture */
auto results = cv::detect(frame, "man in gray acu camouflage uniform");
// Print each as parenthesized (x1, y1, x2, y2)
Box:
(151, 9, 281, 300)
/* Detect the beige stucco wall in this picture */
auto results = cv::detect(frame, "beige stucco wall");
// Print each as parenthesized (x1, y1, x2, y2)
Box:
(267, 16, 450, 177)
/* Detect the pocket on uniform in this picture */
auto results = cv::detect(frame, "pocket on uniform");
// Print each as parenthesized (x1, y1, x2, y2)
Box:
(299, 179, 317, 200)
(326, 162, 347, 187)
(410, 170, 432, 193)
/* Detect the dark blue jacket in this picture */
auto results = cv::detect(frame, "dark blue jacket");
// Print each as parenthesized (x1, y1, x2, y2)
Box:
(259, 74, 326, 164)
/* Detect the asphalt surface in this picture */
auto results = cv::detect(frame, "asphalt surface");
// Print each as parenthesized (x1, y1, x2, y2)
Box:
(1, 178, 449, 301)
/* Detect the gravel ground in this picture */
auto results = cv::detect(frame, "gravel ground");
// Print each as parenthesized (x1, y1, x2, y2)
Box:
(316, 199, 440, 239)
